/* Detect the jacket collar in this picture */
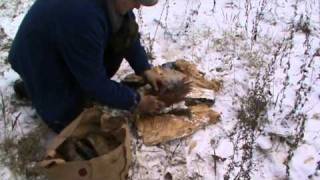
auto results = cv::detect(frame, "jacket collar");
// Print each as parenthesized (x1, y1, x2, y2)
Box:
(105, 0, 124, 33)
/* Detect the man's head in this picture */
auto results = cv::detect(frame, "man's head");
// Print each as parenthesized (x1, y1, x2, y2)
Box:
(114, 0, 158, 15)
(138, 0, 158, 6)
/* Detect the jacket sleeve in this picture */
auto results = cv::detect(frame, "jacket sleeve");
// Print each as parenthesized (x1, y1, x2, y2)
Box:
(57, 11, 139, 110)
(124, 11, 151, 75)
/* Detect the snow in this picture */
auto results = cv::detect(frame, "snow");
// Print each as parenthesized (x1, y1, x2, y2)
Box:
(1, 0, 320, 179)
(291, 144, 319, 179)
(0, 69, 19, 88)
(256, 135, 273, 152)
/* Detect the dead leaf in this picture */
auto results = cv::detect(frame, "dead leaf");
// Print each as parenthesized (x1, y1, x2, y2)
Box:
(304, 157, 315, 164)
(188, 141, 197, 154)
(312, 113, 320, 120)
(164, 172, 173, 180)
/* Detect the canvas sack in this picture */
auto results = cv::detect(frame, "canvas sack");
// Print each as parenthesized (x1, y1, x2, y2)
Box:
(39, 107, 131, 180)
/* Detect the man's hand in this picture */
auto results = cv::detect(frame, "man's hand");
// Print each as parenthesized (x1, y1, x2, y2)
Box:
(136, 95, 165, 114)
(143, 69, 164, 91)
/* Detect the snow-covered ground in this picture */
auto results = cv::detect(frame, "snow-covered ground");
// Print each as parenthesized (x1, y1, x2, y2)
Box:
(1, 0, 320, 179)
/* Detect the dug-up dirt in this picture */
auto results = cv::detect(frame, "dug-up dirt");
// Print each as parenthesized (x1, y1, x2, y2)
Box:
(122, 59, 222, 145)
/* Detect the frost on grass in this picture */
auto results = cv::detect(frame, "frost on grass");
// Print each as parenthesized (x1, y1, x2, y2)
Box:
(0, 87, 49, 179)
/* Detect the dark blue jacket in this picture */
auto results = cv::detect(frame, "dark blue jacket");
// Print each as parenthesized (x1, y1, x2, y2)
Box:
(8, 0, 151, 132)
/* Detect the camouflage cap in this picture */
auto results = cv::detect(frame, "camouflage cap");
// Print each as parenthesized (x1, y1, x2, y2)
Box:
(138, 0, 158, 6)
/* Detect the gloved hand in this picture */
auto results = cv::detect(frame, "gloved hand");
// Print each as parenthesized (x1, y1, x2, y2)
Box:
(136, 94, 165, 114)
(143, 69, 164, 92)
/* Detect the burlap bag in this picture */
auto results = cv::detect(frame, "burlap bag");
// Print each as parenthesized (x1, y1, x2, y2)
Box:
(39, 107, 131, 180)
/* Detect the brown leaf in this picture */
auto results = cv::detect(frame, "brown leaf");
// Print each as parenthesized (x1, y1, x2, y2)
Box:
(188, 140, 197, 154)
